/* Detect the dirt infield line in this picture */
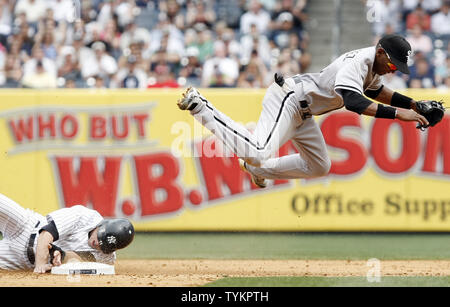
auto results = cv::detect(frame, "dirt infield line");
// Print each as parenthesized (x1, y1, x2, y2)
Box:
(1, 259, 450, 287)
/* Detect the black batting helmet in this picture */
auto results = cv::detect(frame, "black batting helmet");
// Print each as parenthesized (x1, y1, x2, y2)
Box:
(97, 218, 135, 254)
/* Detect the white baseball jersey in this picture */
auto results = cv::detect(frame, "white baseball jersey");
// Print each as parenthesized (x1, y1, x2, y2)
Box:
(290, 46, 383, 116)
(0, 193, 114, 270)
(190, 46, 381, 180)
(46, 205, 116, 264)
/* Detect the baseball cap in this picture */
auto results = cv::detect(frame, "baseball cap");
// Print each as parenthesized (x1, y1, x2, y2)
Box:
(378, 34, 412, 74)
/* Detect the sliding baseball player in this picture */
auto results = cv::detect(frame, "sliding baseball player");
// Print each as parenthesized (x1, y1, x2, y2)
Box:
(0, 193, 134, 273)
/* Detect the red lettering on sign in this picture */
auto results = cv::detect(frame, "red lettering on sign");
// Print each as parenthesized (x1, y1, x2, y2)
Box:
(60, 114, 78, 139)
(38, 114, 56, 139)
(90, 115, 107, 139)
(371, 120, 420, 173)
(134, 153, 183, 216)
(9, 117, 34, 143)
(422, 116, 450, 174)
(321, 112, 367, 175)
(112, 115, 129, 139)
(55, 156, 121, 216)
(133, 114, 149, 138)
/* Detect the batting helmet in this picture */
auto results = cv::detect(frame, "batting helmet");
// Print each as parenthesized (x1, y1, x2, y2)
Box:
(97, 218, 135, 254)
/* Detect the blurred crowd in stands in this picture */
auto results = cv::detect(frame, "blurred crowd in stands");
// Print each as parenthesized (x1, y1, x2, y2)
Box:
(366, 0, 450, 89)
(0, 0, 311, 89)
(0, 0, 448, 90)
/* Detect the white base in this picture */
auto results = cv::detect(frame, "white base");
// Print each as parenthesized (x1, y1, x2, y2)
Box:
(51, 262, 115, 275)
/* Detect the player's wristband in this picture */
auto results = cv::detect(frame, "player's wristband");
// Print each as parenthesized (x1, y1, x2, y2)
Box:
(375, 104, 397, 119)
(391, 92, 412, 109)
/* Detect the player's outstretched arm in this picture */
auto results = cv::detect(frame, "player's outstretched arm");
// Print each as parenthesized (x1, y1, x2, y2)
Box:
(33, 231, 54, 273)
(365, 85, 421, 112)
(339, 88, 429, 127)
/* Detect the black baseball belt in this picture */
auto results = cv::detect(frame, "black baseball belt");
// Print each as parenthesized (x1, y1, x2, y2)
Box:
(27, 221, 41, 265)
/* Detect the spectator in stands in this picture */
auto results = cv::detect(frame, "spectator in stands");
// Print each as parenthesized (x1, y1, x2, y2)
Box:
(435, 55, 449, 87)
(0, 0, 315, 90)
(23, 44, 57, 80)
(119, 20, 151, 53)
(81, 41, 118, 83)
(366, 0, 402, 36)
(178, 46, 202, 86)
(40, 31, 58, 60)
(0, 0, 14, 38)
(113, 0, 136, 29)
(240, 23, 272, 67)
(21, 59, 57, 88)
(14, 0, 48, 26)
(406, 3, 431, 31)
(267, 47, 300, 84)
(402, 0, 442, 16)
(407, 57, 436, 88)
(148, 48, 179, 88)
(56, 45, 81, 83)
(269, 12, 297, 49)
(270, 0, 308, 33)
(49, 0, 74, 23)
(439, 75, 450, 89)
(1, 53, 22, 87)
(421, 0, 443, 14)
(147, 13, 184, 59)
(160, 0, 186, 30)
(201, 40, 239, 88)
(99, 18, 122, 60)
(240, 0, 271, 35)
(237, 51, 268, 88)
(191, 24, 214, 64)
(8, 16, 35, 57)
(431, 1, 450, 36)
(286, 32, 311, 72)
(406, 24, 433, 55)
(185, 0, 216, 29)
(216, 25, 240, 63)
(111, 54, 148, 88)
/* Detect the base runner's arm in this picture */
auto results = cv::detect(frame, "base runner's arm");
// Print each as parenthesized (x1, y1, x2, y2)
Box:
(34, 231, 54, 273)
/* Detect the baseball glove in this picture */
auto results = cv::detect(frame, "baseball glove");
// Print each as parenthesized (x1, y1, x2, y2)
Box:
(415, 100, 445, 130)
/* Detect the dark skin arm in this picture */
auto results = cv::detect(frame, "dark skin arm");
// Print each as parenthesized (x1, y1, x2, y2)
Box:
(362, 86, 429, 127)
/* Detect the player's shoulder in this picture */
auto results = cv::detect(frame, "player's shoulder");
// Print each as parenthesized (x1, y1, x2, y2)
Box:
(60, 204, 101, 217)
(340, 46, 375, 62)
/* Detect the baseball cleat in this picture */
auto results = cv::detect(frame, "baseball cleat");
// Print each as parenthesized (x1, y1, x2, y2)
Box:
(177, 87, 204, 111)
(239, 158, 267, 188)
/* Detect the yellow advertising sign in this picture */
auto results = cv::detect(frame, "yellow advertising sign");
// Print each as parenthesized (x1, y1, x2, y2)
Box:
(0, 89, 448, 231)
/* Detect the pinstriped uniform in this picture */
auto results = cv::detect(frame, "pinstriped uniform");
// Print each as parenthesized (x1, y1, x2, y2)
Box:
(0, 193, 46, 270)
(0, 194, 115, 270)
(47, 205, 115, 265)
(191, 46, 382, 180)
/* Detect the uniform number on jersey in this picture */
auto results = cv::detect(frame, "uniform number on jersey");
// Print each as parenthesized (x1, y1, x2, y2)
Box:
(343, 51, 359, 61)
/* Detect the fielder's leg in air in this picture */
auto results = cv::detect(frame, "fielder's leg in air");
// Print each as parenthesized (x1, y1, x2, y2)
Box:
(177, 82, 331, 188)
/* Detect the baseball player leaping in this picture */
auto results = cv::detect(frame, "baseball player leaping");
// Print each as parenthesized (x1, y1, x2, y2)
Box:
(0, 193, 134, 273)
(177, 34, 429, 188)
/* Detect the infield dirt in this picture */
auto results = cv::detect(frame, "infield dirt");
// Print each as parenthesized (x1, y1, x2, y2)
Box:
(1, 259, 450, 286)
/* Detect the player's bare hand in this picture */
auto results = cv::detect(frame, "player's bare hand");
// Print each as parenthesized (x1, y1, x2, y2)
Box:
(33, 263, 52, 274)
(51, 250, 62, 266)
(396, 108, 429, 127)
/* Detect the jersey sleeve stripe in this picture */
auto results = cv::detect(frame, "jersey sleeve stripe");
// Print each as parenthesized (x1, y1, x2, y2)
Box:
(334, 84, 363, 95)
